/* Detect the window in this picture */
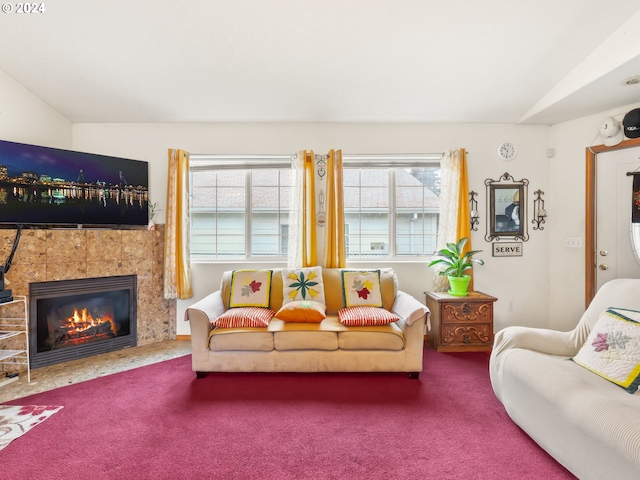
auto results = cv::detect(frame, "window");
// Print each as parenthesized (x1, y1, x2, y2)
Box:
(191, 167, 291, 260)
(343, 166, 440, 259)
(190, 154, 441, 261)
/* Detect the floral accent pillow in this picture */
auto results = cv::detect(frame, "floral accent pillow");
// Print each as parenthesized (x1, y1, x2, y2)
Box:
(338, 306, 400, 326)
(282, 266, 325, 305)
(229, 269, 273, 308)
(572, 307, 640, 393)
(341, 270, 383, 308)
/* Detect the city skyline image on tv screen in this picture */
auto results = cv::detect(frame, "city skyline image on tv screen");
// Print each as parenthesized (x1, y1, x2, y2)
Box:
(0, 139, 149, 227)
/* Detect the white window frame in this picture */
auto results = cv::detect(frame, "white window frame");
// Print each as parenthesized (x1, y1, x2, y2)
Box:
(189, 153, 442, 262)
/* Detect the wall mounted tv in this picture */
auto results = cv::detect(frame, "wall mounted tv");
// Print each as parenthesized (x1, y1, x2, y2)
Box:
(0, 139, 149, 228)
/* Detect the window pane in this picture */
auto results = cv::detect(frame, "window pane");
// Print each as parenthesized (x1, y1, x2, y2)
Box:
(395, 167, 440, 256)
(344, 169, 389, 259)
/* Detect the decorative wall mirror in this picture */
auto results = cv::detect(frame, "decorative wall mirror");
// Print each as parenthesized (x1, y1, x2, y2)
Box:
(485, 172, 529, 241)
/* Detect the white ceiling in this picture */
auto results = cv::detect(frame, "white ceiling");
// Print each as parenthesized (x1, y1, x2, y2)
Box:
(2, 0, 640, 125)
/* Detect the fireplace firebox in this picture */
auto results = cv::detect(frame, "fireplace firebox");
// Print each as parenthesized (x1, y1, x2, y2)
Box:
(29, 275, 137, 368)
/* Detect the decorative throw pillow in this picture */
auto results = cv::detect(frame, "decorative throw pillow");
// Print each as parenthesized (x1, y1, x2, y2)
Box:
(341, 270, 383, 308)
(338, 306, 400, 326)
(275, 300, 327, 323)
(229, 269, 273, 308)
(212, 307, 275, 328)
(572, 307, 640, 393)
(282, 266, 325, 305)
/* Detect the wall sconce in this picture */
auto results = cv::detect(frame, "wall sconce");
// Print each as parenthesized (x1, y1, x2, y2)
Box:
(532, 189, 546, 230)
(469, 191, 480, 231)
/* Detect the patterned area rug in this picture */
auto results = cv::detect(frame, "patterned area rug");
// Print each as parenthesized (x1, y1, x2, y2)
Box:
(0, 405, 63, 451)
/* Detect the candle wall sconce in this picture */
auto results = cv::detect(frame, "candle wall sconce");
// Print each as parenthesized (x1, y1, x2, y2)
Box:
(532, 189, 547, 230)
(469, 191, 479, 231)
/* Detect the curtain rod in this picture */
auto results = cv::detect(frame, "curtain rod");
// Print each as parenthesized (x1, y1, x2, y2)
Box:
(189, 153, 444, 170)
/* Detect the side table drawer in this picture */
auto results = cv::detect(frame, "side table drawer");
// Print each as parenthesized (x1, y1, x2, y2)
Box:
(442, 322, 492, 348)
(441, 301, 493, 324)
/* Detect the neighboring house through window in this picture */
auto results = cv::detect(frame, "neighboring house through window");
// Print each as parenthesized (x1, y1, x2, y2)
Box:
(190, 154, 441, 261)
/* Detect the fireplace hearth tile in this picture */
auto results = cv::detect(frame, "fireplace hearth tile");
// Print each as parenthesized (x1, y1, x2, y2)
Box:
(9, 229, 47, 264)
(46, 263, 87, 281)
(45, 230, 87, 262)
(0, 340, 191, 403)
(87, 230, 122, 261)
(86, 261, 123, 278)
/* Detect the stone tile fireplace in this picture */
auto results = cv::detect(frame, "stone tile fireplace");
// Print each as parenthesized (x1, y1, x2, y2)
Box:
(0, 226, 176, 374)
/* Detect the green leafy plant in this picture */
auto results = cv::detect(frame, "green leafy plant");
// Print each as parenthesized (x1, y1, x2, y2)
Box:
(428, 237, 484, 277)
(148, 201, 159, 221)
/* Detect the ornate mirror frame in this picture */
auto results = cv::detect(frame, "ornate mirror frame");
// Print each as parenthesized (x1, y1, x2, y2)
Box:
(485, 172, 529, 242)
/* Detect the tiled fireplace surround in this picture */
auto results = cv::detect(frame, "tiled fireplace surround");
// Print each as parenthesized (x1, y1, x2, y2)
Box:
(0, 226, 176, 375)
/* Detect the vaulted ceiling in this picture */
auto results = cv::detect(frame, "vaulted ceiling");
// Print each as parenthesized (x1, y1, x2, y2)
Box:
(2, 0, 640, 125)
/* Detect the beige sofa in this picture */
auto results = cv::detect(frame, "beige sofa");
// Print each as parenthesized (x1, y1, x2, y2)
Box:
(490, 278, 640, 480)
(185, 268, 429, 378)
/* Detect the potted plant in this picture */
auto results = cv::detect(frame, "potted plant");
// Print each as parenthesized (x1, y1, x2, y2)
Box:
(428, 237, 484, 297)
(148, 201, 159, 230)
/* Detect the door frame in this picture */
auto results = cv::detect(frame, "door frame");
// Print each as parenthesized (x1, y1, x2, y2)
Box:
(585, 137, 640, 306)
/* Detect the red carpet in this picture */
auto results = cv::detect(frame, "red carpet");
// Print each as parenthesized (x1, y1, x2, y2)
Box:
(2, 348, 575, 480)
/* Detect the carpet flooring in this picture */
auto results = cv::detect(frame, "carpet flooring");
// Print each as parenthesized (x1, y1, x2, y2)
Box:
(1, 349, 576, 480)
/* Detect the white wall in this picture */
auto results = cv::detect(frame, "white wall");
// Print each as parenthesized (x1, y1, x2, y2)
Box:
(72, 122, 550, 335)
(0, 69, 71, 148)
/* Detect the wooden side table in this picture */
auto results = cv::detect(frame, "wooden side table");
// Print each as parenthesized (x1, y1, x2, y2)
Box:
(424, 290, 497, 352)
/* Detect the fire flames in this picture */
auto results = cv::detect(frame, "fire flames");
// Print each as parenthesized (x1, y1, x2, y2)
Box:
(62, 307, 117, 337)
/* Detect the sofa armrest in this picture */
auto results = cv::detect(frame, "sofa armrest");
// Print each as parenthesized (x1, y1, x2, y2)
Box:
(392, 291, 428, 374)
(492, 326, 579, 359)
(392, 291, 430, 330)
(184, 291, 226, 351)
(490, 325, 582, 402)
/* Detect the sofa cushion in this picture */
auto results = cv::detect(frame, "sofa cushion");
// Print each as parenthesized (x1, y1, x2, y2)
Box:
(275, 300, 326, 323)
(338, 306, 400, 326)
(270, 317, 340, 351)
(274, 331, 339, 351)
(212, 307, 275, 328)
(282, 266, 325, 304)
(209, 329, 274, 351)
(572, 307, 640, 393)
(341, 270, 383, 307)
(338, 322, 405, 351)
(229, 269, 273, 308)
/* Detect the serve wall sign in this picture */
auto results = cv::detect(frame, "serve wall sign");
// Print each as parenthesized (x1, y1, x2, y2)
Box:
(492, 242, 523, 257)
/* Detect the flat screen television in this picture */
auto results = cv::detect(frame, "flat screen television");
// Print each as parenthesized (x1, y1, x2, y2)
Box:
(0, 139, 149, 227)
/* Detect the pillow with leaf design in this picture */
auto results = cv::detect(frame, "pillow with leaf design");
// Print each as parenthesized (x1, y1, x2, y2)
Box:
(341, 270, 383, 308)
(282, 266, 325, 305)
(229, 269, 273, 308)
(572, 307, 640, 393)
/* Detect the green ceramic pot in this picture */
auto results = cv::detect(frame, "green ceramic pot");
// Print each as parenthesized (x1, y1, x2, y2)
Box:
(448, 274, 471, 297)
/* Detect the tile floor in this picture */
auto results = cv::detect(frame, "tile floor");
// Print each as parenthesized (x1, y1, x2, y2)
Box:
(0, 340, 192, 403)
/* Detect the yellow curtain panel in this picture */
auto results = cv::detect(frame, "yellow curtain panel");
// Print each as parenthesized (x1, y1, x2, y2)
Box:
(455, 149, 473, 288)
(323, 149, 346, 268)
(164, 149, 193, 300)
